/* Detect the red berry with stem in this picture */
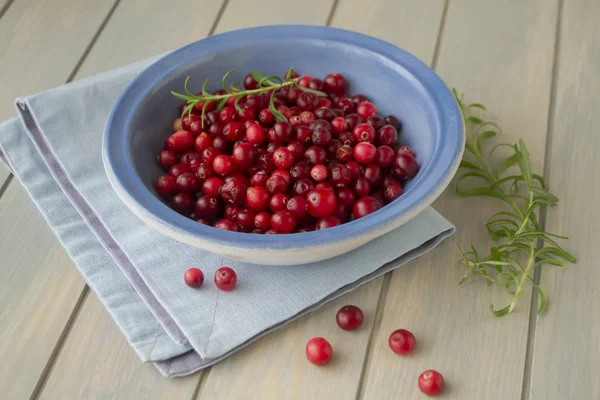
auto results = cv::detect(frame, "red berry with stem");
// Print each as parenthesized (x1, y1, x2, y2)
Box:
(418, 370, 445, 397)
(246, 186, 271, 211)
(158, 150, 178, 169)
(336, 305, 364, 330)
(354, 142, 378, 165)
(310, 164, 328, 182)
(273, 147, 295, 169)
(305, 337, 333, 366)
(356, 101, 377, 121)
(353, 123, 376, 143)
(389, 329, 416, 355)
(156, 175, 178, 197)
(384, 183, 403, 203)
(214, 267, 237, 291)
(352, 196, 382, 219)
(297, 75, 312, 87)
(306, 188, 337, 217)
(271, 210, 296, 233)
(166, 130, 195, 152)
(324, 72, 347, 95)
(184, 268, 204, 288)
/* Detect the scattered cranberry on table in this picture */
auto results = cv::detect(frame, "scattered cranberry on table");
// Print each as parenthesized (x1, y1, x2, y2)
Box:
(214, 266, 237, 291)
(418, 370, 445, 396)
(388, 329, 417, 355)
(305, 337, 333, 365)
(335, 305, 364, 331)
(183, 268, 204, 288)
(156, 70, 419, 233)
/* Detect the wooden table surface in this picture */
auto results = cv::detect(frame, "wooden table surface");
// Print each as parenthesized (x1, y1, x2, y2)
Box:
(1, 0, 598, 399)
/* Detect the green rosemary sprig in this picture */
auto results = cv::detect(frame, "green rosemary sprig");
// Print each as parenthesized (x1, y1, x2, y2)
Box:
(453, 89, 576, 317)
(171, 68, 327, 128)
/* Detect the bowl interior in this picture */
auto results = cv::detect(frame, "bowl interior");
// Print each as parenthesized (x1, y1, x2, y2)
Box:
(130, 39, 440, 201)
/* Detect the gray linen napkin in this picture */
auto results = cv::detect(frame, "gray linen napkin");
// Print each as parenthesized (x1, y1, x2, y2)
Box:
(0, 57, 454, 377)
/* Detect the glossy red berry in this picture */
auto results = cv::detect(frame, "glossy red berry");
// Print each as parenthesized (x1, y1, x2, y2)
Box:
(297, 92, 319, 111)
(176, 172, 201, 194)
(272, 121, 293, 143)
(362, 164, 384, 187)
(273, 147, 295, 169)
(354, 142, 378, 165)
(353, 177, 371, 197)
(246, 123, 266, 145)
(232, 142, 256, 169)
(314, 107, 335, 121)
(249, 171, 269, 187)
(181, 115, 201, 131)
(308, 78, 324, 91)
(202, 177, 224, 198)
(271, 210, 296, 233)
(286, 141, 306, 161)
(353, 196, 382, 219)
(377, 125, 398, 147)
(388, 329, 416, 355)
(246, 186, 271, 211)
(158, 150, 178, 169)
(383, 115, 403, 131)
(213, 219, 240, 232)
(194, 195, 221, 219)
(213, 154, 235, 176)
(304, 146, 327, 165)
(214, 267, 237, 291)
(366, 115, 383, 130)
(356, 101, 377, 121)
(324, 72, 347, 96)
(305, 337, 333, 366)
(293, 178, 315, 197)
(184, 268, 204, 288)
(290, 161, 311, 181)
(269, 193, 289, 212)
(223, 121, 246, 142)
(237, 105, 256, 122)
(393, 153, 419, 179)
(384, 183, 403, 203)
(376, 145, 395, 168)
(254, 211, 272, 231)
(258, 108, 275, 126)
(156, 175, 178, 197)
(315, 215, 341, 230)
(396, 145, 416, 158)
(418, 370, 445, 397)
(310, 164, 328, 182)
(329, 164, 351, 188)
(330, 117, 348, 135)
(171, 193, 194, 215)
(166, 130, 195, 152)
(286, 196, 308, 219)
(235, 208, 256, 232)
(306, 188, 337, 217)
(311, 127, 332, 146)
(336, 305, 364, 330)
(244, 73, 258, 90)
(266, 175, 288, 194)
(352, 123, 376, 143)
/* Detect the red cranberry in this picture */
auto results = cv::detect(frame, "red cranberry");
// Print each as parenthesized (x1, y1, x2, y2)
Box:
(289, 115, 302, 127)
(418, 370, 445, 397)
(366, 115, 383, 131)
(237, 105, 256, 122)
(271, 169, 292, 185)
(345, 161, 361, 181)
(307, 188, 337, 217)
(339, 132, 356, 146)
(184, 268, 204, 288)
(225, 206, 240, 222)
(273, 147, 295, 169)
(212, 136, 230, 153)
(286, 142, 305, 161)
(297, 75, 312, 87)
(315, 215, 341, 230)
(353, 177, 371, 197)
(246, 123, 266, 145)
(351, 94, 369, 105)
(266, 142, 281, 154)
(316, 181, 335, 192)
(219, 106, 236, 124)
(353, 123, 376, 143)
(158, 150, 178, 169)
(181, 115, 201, 131)
(314, 107, 334, 121)
(332, 202, 350, 222)
(266, 175, 288, 194)
(304, 146, 327, 165)
(214, 266, 237, 290)
(336, 187, 356, 208)
(176, 172, 201, 194)
(299, 111, 316, 126)
(272, 121, 292, 143)
(393, 153, 419, 179)
(326, 139, 342, 158)
(168, 164, 191, 178)
(213, 219, 239, 232)
(179, 151, 202, 167)
(388, 328, 416, 355)
(254, 211, 272, 231)
(362, 164, 383, 187)
(224, 172, 248, 186)
(317, 98, 333, 108)
(376, 145, 395, 168)
(204, 109, 219, 124)
(290, 107, 303, 117)
(356, 101, 377, 121)
(213, 154, 235, 176)
(308, 78, 324, 91)
(354, 143, 378, 164)
(294, 126, 312, 144)
(337, 97, 355, 114)
(235, 208, 256, 232)
(324, 72, 347, 95)
(269, 193, 289, 212)
(311, 127, 332, 146)
(293, 179, 315, 197)
(166, 130, 195, 152)
(336, 305, 364, 330)
(246, 186, 271, 211)
(202, 177, 224, 197)
(305, 337, 333, 366)
(377, 125, 398, 147)
(383, 175, 400, 188)
(245, 94, 263, 110)
(156, 175, 177, 197)
(194, 133, 213, 154)
(352, 196, 382, 219)
(310, 164, 328, 182)
(223, 121, 246, 142)
(330, 117, 347, 135)
(220, 180, 247, 206)
(171, 193, 194, 215)
(195, 195, 221, 219)
(296, 92, 319, 111)
(232, 142, 256, 169)
(257, 153, 276, 173)
(309, 119, 331, 132)
(250, 171, 269, 187)
(396, 147, 415, 161)
(202, 147, 220, 165)
(244, 73, 258, 90)
(189, 120, 204, 136)
(330, 164, 351, 188)
(258, 108, 275, 126)
(290, 161, 312, 181)
(383, 115, 403, 131)
(271, 210, 296, 233)
(371, 190, 385, 206)
(334, 145, 353, 163)
(286, 196, 308, 219)
(344, 113, 362, 130)
(384, 183, 403, 203)
(207, 122, 223, 137)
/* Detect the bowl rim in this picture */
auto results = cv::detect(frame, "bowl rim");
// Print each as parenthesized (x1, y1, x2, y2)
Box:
(103, 25, 464, 251)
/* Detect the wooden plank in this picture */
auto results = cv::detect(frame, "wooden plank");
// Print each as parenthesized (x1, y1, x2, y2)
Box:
(0, 0, 118, 397)
(34, 0, 225, 397)
(198, 1, 446, 399)
(527, 0, 600, 398)
(361, 1, 559, 399)
(38, 294, 199, 399)
(0, 183, 87, 399)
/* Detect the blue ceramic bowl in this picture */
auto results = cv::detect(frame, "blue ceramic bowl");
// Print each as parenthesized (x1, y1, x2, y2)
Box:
(103, 25, 464, 265)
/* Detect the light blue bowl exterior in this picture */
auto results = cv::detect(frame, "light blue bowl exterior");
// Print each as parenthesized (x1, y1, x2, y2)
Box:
(104, 25, 463, 252)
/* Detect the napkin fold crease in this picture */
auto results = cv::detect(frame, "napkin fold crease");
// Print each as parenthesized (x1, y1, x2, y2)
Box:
(0, 56, 454, 377)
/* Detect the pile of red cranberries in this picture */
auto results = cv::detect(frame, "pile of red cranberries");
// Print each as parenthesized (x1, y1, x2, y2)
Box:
(155, 71, 419, 234)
